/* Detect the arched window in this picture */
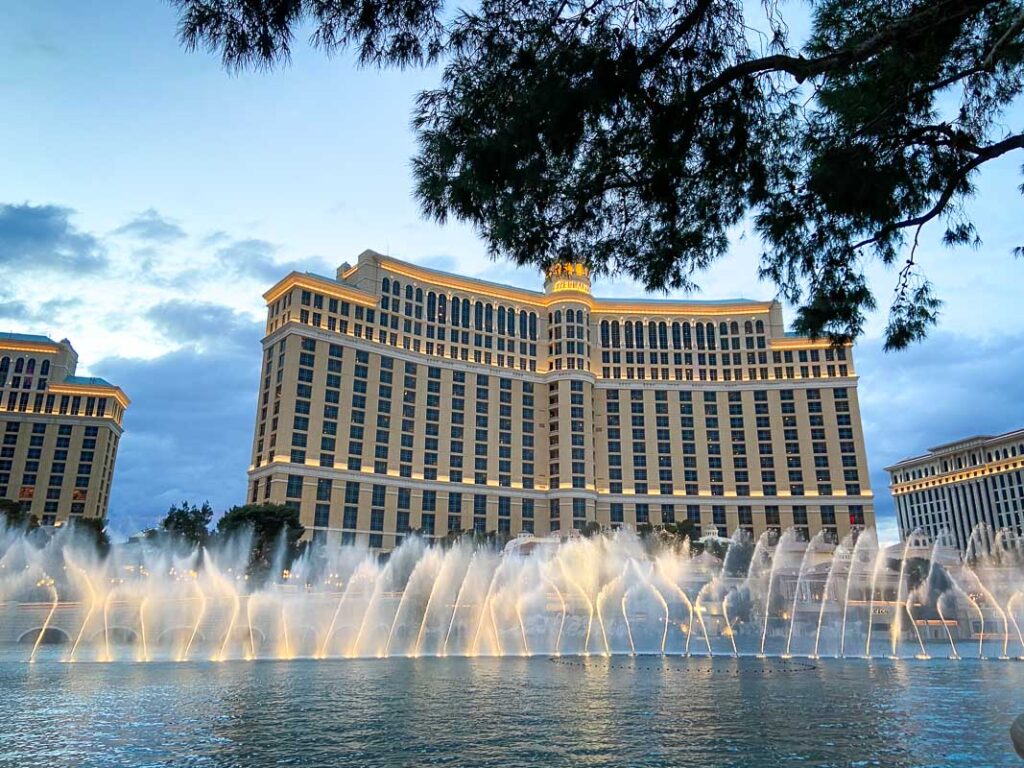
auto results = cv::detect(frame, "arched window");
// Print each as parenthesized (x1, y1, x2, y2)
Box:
(624, 321, 634, 348)
(730, 321, 739, 335)
(382, 277, 391, 294)
(427, 292, 437, 321)
(451, 296, 461, 326)
(405, 284, 414, 301)
(671, 322, 681, 349)
(682, 322, 692, 349)
(744, 320, 753, 334)
(634, 321, 645, 349)
(706, 322, 716, 350)
(26, 359, 35, 375)
(719, 321, 728, 337)
(755, 319, 765, 334)
(658, 322, 668, 349)
(569, 309, 577, 324)
(415, 287, 423, 304)
(14, 358, 24, 374)
(474, 301, 484, 330)
(554, 310, 562, 324)
(0, 356, 8, 387)
(600, 320, 610, 346)
(648, 322, 657, 349)
(519, 311, 528, 338)
(40, 360, 50, 376)
(497, 307, 506, 334)
(437, 294, 447, 323)
(462, 299, 471, 327)
(485, 304, 493, 332)
(695, 323, 705, 349)
(392, 280, 401, 296)
(508, 308, 516, 336)
(611, 321, 620, 347)
(528, 312, 537, 340)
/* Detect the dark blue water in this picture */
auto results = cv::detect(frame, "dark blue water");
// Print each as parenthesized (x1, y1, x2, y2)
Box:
(0, 655, 1020, 767)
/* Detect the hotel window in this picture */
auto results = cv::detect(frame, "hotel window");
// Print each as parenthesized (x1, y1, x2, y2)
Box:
(608, 503, 624, 525)
(635, 503, 649, 524)
(316, 478, 332, 502)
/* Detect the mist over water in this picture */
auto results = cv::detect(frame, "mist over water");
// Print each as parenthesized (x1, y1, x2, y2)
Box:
(2, 522, 1023, 663)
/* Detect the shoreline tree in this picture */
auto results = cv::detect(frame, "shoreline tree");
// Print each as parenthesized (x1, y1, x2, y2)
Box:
(0, 498, 39, 531)
(174, 0, 1024, 349)
(67, 516, 111, 558)
(215, 503, 305, 579)
(151, 500, 214, 551)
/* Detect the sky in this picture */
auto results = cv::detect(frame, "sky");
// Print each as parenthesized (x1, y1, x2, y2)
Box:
(1, 2, 1023, 543)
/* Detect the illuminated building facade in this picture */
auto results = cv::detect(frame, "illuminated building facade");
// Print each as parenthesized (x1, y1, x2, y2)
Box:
(0, 333, 129, 525)
(887, 429, 1024, 552)
(249, 250, 874, 551)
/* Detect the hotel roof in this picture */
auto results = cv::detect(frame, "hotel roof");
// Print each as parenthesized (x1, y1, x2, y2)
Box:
(65, 375, 115, 387)
(0, 331, 57, 345)
(886, 427, 1024, 471)
(357, 252, 776, 310)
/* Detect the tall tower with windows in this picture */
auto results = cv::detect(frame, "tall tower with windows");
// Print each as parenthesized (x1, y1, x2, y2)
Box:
(543, 263, 596, 532)
(0, 333, 129, 525)
(249, 250, 874, 552)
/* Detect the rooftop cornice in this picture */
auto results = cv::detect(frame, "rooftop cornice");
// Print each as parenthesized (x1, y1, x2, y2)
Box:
(263, 272, 378, 306)
(886, 427, 1024, 471)
(48, 381, 130, 408)
(374, 255, 783, 317)
(0, 339, 63, 354)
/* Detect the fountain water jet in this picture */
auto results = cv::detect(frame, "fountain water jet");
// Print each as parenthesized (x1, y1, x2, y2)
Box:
(2, 524, 1023, 663)
(785, 531, 825, 658)
(29, 577, 59, 664)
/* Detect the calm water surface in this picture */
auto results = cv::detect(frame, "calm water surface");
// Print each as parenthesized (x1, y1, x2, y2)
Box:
(0, 655, 1020, 767)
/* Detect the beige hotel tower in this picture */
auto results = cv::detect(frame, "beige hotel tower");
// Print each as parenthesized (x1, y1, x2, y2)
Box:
(248, 251, 874, 551)
(0, 333, 129, 525)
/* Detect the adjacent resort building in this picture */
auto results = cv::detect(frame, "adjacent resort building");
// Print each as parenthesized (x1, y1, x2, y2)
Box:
(887, 428, 1024, 553)
(0, 333, 129, 525)
(248, 251, 875, 552)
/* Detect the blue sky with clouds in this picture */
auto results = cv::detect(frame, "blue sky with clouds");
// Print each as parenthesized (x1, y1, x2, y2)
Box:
(2, 2, 1022, 542)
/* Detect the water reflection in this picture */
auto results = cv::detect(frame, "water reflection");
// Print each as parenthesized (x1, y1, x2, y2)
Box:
(2, 656, 1019, 767)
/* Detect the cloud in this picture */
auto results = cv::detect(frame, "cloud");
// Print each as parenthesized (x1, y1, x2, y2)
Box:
(111, 208, 186, 243)
(0, 202, 106, 272)
(857, 330, 1024, 542)
(0, 292, 82, 325)
(416, 252, 546, 293)
(0, 298, 30, 320)
(215, 237, 333, 283)
(146, 299, 261, 351)
(94, 340, 262, 536)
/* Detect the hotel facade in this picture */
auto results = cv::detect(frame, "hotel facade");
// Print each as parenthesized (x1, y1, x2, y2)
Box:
(0, 333, 129, 525)
(248, 251, 874, 551)
(887, 429, 1024, 552)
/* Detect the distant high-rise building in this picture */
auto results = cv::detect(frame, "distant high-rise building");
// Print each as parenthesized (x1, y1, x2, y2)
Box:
(0, 333, 129, 525)
(887, 429, 1024, 552)
(248, 250, 874, 551)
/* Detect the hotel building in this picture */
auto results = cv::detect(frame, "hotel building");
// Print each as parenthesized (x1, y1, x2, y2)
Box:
(887, 429, 1024, 552)
(0, 333, 129, 525)
(248, 250, 874, 551)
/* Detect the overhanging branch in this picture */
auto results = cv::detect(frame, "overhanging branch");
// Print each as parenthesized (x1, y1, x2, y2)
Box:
(852, 132, 1024, 250)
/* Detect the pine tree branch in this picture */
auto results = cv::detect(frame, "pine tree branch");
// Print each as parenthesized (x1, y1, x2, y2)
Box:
(852, 131, 1024, 250)
(691, 0, 990, 98)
